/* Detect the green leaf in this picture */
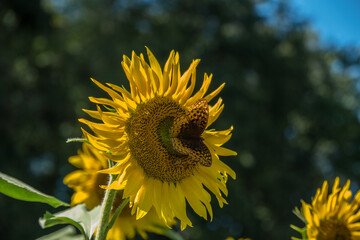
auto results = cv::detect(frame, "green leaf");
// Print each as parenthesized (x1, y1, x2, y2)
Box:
(36, 226, 83, 240)
(39, 204, 101, 240)
(0, 172, 69, 208)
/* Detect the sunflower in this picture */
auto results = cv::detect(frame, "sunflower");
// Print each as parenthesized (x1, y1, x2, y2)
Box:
(80, 48, 237, 230)
(64, 143, 170, 240)
(293, 177, 360, 240)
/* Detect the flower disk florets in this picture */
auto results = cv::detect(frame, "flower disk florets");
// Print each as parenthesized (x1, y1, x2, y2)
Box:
(126, 96, 201, 182)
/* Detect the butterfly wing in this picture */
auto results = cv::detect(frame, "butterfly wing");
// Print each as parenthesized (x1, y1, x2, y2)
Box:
(182, 98, 209, 137)
(170, 137, 212, 167)
(169, 98, 209, 138)
(169, 98, 211, 167)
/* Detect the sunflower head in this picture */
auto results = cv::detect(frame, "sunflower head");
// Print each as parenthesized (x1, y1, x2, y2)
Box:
(292, 177, 360, 240)
(63, 142, 108, 209)
(63, 143, 172, 240)
(81, 48, 237, 229)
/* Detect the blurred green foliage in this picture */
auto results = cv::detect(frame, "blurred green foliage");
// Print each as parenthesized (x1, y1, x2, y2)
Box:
(1, 0, 360, 239)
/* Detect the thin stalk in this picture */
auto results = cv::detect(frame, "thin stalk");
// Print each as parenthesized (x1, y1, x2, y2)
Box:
(95, 161, 117, 240)
(105, 197, 130, 233)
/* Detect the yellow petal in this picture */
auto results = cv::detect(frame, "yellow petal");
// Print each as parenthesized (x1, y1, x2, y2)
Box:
(162, 50, 175, 96)
(68, 155, 84, 169)
(203, 127, 233, 146)
(204, 82, 225, 103)
(107, 83, 138, 110)
(210, 144, 237, 156)
(207, 98, 224, 127)
(168, 183, 192, 230)
(145, 47, 163, 92)
(98, 155, 130, 174)
(180, 179, 208, 220)
(135, 182, 152, 219)
(184, 73, 212, 107)
(79, 118, 124, 139)
(175, 59, 200, 103)
(123, 165, 144, 199)
(160, 182, 175, 222)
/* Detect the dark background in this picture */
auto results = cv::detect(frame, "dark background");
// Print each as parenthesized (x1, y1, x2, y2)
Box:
(1, 0, 360, 239)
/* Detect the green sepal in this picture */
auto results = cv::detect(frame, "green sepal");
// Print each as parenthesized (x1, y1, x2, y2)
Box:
(291, 206, 308, 240)
(293, 206, 306, 223)
(39, 204, 101, 240)
(0, 172, 68, 208)
(290, 224, 308, 240)
(103, 105, 117, 113)
(121, 85, 131, 95)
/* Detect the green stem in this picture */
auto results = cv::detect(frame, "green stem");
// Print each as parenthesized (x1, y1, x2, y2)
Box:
(95, 172, 117, 240)
(105, 197, 130, 233)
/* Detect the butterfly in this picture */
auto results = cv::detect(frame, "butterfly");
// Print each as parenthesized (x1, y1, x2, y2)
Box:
(169, 98, 212, 167)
